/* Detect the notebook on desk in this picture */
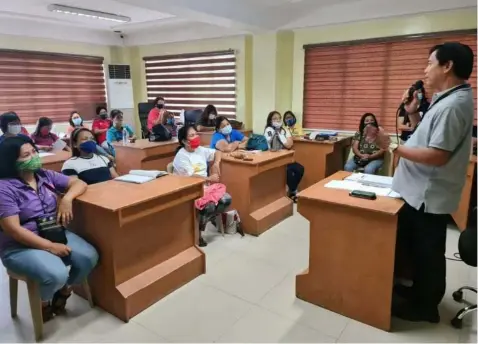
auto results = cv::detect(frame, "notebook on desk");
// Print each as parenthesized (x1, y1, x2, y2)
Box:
(115, 170, 168, 184)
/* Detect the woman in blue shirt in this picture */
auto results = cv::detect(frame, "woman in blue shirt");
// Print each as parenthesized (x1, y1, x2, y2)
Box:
(106, 110, 136, 143)
(210, 116, 247, 152)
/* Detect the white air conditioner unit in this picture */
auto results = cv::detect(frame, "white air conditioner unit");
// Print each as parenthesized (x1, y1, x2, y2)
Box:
(107, 64, 133, 109)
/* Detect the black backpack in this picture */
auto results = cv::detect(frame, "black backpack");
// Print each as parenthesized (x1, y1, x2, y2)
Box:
(149, 124, 172, 142)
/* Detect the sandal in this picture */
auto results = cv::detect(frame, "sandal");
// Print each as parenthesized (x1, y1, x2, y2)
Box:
(42, 303, 54, 323)
(288, 194, 298, 203)
(51, 289, 71, 315)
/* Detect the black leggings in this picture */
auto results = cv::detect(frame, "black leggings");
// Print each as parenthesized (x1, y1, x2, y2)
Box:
(287, 162, 304, 193)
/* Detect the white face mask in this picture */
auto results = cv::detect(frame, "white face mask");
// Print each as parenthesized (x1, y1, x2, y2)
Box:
(8, 124, 21, 135)
(417, 92, 423, 101)
(209, 114, 216, 120)
(272, 121, 282, 129)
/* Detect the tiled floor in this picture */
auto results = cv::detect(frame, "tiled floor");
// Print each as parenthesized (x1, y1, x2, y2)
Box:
(0, 207, 476, 343)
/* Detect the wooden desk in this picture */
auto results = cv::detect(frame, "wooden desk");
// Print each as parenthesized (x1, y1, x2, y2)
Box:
(296, 171, 404, 331)
(41, 151, 71, 172)
(198, 129, 252, 147)
(113, 139, 178, 175)
(220, 150, 294, 236)
(452, 156, 477, 231)
(293, 136, 352, 191)
(71, 175, 205, 322)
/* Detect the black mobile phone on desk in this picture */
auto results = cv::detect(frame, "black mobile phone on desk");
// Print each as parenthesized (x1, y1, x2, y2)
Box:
(349, 190, 377, 200)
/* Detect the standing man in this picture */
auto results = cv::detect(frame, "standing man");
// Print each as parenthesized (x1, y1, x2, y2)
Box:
(377, 42, 475, 323)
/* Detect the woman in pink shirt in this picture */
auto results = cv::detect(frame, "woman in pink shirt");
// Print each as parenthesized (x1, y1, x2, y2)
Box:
(147, 96, 166, 132)
(66, 111, 85, 137)
(31, 117, 70, 152)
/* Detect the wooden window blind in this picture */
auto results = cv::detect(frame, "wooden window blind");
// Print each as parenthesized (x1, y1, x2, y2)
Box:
(303, 31, 477, 131)
(143, 50, 237, 118)
(0, 50, 106, 124)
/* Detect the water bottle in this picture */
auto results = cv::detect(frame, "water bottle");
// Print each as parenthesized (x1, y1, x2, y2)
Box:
(122, 127, 128, 145)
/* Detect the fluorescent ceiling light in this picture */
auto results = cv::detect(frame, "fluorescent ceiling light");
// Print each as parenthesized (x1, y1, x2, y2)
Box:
(47, 4, 131, 23)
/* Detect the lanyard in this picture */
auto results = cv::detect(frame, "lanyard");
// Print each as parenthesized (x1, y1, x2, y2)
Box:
(427, 83, 470, 112)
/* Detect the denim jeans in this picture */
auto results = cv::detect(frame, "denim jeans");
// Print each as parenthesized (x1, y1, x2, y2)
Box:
(344, 158, 384, 175)
(1, 231, 98, 301)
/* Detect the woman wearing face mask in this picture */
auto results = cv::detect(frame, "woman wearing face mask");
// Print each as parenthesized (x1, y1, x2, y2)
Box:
(283, 111, 303, 137)
(210, 116, 247, 152)
(67, 111, 85, 136)
(62, 128, 118, 185)
(91, 106, 111, 146)
(0, 135, 98, 322)
(264, 111, 304, 202)
(173, 124, 225, 247)
(397, 83, 430, 143)
(106, 110, 136, 143)
(31, 117, 71, 152)
(161, 110, 178, 137)
(0, 112, 30, 143)
(344, 112, 385, 174)
(147, 97, 167, 132)
(197, 104, 218, 132)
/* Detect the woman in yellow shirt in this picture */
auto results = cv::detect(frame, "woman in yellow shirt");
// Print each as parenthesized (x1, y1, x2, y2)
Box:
(283, 111, 303, 136)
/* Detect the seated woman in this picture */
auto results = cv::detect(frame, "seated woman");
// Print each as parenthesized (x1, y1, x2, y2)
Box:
(0, 135, 98, 322)
(65, 111, 114, 162)
(196, 104, 217, 132)
(31, 117, 70, 152)
(62, 128, 118, 185)
(173, 124, 230, 247)
(66, 111, 85, 136)
(106, 110, 136, 144)
(344, 113, 385, 175)
(161, 110, 178, 137)
(0, 112, 30, 143)
(264, 111, 304, 202)
(283, 110, 304, 137)
(397, 82, 430, 143)
(210, 116, 247, 152)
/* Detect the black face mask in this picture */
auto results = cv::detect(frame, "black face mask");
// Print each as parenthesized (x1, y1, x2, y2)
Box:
(156, 104, 165, 109)
(99, 113, 107, 119)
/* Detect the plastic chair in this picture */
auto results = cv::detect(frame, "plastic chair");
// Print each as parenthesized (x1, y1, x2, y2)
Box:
(8, 270, 93, 342)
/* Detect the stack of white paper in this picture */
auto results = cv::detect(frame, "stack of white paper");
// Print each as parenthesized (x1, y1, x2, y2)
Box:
(325, 180, 401, 198)
(345, 173, 393, 188)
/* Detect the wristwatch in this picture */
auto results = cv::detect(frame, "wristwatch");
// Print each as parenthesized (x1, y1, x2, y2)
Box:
(389, 142, 399, 153)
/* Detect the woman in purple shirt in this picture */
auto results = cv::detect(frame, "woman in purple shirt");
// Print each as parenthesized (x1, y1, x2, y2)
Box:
(0, 136, 98, 322)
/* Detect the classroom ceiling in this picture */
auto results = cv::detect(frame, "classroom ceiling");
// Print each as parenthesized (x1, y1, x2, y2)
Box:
(0, 0, 475, 46)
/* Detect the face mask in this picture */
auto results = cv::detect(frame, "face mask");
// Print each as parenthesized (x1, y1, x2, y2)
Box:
(286, 118, 296, 127)
(209, 114, 216, 120)
(40, 127, 50, 136)
(72, 118, 82, 126)
(79, 141, 97, 154)
(99, 113, 107, 119)
(16, 155, 42, 172)
(167, 118, 174, 125)
(8, 124, 21, 135)
(417, 92, 423, 101)
(157, 104, 165, 109)
(114, 121, 123, 128)
(272, 121, 282, 129)
(220, 124, 232, 135)
(188, 136, 201, 149)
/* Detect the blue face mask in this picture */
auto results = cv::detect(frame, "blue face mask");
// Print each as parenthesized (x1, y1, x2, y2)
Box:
(286, 118, 296, 127)
(221, 124, 232, 135)
(79, 140, 97, 154)
(72, 118, 82, 126)
(417, 92, 423, 101)
(167, 118, 174, 125)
